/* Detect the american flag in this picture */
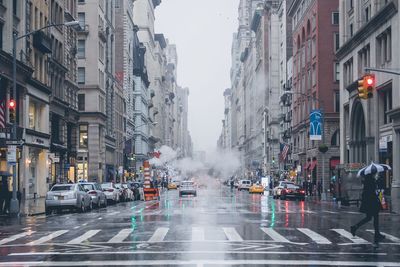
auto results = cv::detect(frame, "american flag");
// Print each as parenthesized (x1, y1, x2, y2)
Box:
(0, 100, 5, 128)
(280, 143, 289, 162)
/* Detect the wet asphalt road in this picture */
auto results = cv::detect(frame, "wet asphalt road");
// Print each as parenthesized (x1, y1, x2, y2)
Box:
(0, 184, 400, 266)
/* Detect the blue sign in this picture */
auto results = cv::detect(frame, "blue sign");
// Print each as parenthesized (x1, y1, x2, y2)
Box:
(310, 109, 322, 141)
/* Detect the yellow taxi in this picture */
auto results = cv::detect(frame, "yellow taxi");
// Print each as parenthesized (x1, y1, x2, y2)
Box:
(249, 183, 264, 194)
(167, 183, 178, 190)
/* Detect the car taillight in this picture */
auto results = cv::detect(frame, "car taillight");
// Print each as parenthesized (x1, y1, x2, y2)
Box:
(88, 191, 97, 195)
(300, 190, 305, 194)
(281, 189, 286, 194)
(107, 189, 114, 192)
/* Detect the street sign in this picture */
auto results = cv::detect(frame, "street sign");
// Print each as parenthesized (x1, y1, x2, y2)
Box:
(6, 140, 24, 146)
(7, 145, 17, 164)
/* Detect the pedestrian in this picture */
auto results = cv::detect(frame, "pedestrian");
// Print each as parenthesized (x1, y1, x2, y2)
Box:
(350, 174, 385, 244)
(0, 179, 6, 214)
(307, 180, 313, 196)
(317, 181, 322, 197)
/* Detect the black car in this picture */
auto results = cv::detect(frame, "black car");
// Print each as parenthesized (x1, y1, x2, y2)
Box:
(280, 184, 306, 201)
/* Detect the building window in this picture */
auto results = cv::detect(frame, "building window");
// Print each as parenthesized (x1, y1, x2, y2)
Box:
(312, 64, 316, 86)
(77, 39, 85, 58)
(0, 24, 3, 49)
(334, 32, 340, 51)
(382, 88, 393, 125)
(78, 0, 85, 3)
(350, 24, 354, 37)
(365, 6, 370, 23)
(343, 58, 353, 87)
(311, 37, 316, 58)
(79, 125, 88, 148)
(78, 94, 85, 111)
(332, 12, 339, 25)
(331, 130, 340, 146)
(28, 102, 37, 130)
(377, 28, 392, 66)
(334, 91, 340, 113)
(99, 42, 104, 63)
(78, 12, 85, 28)
(334, 62, 340, 81)
(358, 44, 370, 77)
(78, 67, 85, 84)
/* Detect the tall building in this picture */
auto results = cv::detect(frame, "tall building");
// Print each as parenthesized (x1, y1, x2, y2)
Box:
(337, 0, 399, 213)
(76, 0, 124, 182)
(288, 0, 340, 193)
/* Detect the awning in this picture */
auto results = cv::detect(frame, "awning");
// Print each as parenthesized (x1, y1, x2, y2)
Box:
(309, 160, 317, 171)
(330, 158, 340, 170)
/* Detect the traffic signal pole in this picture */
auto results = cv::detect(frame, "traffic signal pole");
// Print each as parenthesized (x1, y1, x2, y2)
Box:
(365, 67, 400, 76)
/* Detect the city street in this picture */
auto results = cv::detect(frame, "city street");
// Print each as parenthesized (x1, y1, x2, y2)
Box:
(0, 185, 399, 266)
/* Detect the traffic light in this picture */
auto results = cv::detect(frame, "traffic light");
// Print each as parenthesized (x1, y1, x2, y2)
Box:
(272, 157, 275, 164)
(357, 74, 375, 100)
(8, 99, 16, 123)
(139, 166, 144, 173)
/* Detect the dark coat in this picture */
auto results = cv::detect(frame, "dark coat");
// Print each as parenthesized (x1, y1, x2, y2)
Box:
(359, 175, 380, 215)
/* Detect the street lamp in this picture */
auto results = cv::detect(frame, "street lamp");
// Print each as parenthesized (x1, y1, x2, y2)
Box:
(9, 21, 80, 216)
(281, 91, 328, 200)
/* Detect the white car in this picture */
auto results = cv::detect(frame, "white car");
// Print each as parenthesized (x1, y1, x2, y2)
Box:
(273, 181, 296, 199)
(179, 181, 197, 197)
(101, 183, 120, 203)
(238, 180, 252, 191)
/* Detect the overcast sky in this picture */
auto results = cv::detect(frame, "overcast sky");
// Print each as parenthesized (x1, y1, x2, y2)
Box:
(155, 0, 239, 153)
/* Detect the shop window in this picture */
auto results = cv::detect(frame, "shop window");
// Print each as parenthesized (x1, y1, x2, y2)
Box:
(79, 125, 88, 148)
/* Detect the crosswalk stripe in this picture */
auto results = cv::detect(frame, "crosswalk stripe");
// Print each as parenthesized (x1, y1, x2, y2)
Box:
(67, 230, 101, 244)
(107, 229, 133, 243)
(331, 229, 369, 244)
(297, 228, 332, 244)
(366, 230, 400, 243)
(222, 227, 243, 242)
(27, 230, 69, 245)
(260, 228, 291, 243)
(192, 227, 205, 241)
(0, 231, 36, 245)
(148, 227, 169, 242)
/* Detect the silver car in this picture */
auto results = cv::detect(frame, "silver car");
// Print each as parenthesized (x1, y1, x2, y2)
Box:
(45, 184, 92, 214)
(179, 181, 197, 197)
(80, 182, 107, 208)
(101, 183, 120, 203)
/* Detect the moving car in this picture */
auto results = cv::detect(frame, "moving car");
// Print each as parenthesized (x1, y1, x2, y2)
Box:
(80, 182, 107, 208)
(273, 181, 296, 199)
(168, 182, 178, 190)
(101, 183, 120, 203)
(249, 183, 264, 194)
(115, 183, 134, 201)
(280, 184, 305, 200)
(179, 180, 197, 197)
(45, 184, 92, 214)
(238, 180, 252, 191)
(273, 181, 305, 200)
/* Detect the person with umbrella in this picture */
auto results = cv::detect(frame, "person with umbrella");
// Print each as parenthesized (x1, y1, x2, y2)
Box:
(350, 162, 391, 245)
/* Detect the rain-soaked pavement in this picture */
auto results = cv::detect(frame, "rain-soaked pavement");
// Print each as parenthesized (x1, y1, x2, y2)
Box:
(0, 184, 400, 266)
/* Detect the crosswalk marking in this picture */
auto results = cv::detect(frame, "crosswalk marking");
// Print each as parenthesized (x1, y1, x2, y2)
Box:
(222, 227, 243, 242)
(331, 229, 369, 244)
(192, 227, 205, 241)
(260, 228, 291, 243)
(27, 230, 69, 245)
(148, 227, 169, 242)
(297, 228, 332, 244)
(67, 230, 101, 244)
(107, 229, 133, 243)
(0, 231, 36, 245)
(366, 230, 400, 243)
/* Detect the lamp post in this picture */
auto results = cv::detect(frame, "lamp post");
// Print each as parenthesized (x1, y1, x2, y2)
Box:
(281, 91, 328, 200)
(9, 21, 80, 216)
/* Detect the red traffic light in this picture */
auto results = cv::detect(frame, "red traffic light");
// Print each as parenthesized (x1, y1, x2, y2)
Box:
(9, 99, 16, 109)
(366, 77, 374, 85)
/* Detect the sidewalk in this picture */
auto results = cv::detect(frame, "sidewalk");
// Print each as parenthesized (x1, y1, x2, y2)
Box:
(21, 197, 46, 216)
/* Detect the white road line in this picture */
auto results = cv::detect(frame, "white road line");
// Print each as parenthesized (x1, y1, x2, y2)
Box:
(148, 227, 169, 242)
(192, 227, 205, 241)
(67, 230, 101, 244)
(107, 229, 133, 243)
(297, 228, 332, 244)
(366, 230, 400, 243)
(260, 228, 292, 243)
(27, 230, 69, 245)
(331, 229, 369, 244)
(1, 260, 400, 266)
(0, 231, 36, 245)
(222, 227, 243, 242)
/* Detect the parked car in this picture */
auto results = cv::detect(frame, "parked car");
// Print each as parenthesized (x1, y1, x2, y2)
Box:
(120, 183, 134, 201)
(179, 180, 197, 197)
(80, 182, 107, 208)
(101, 183, 120, 203)
(273, 181, 305, 200)
(128, 181, 142, 200)
(45, 184, 92, 214)
(238, 180, 252, 191)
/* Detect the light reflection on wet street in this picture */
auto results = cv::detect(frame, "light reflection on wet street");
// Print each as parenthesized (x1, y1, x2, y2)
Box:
(0, 185, 400, 266)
